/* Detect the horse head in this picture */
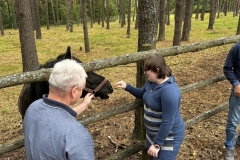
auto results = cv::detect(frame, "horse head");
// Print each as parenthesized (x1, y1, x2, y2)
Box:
(18, 46, 113, 119)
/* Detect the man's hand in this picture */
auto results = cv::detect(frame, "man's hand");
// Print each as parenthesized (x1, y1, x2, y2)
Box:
(82, 93, 94, 107)
(73, 93, 94, 116)
(234, 85, 240, 98)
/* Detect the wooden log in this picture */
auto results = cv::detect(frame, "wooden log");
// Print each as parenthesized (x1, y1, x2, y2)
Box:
(180, 74, 226, 93)
(0, 139, 24, 155)
(184, 101, 228, 128)
(79, 101, 142, 125)
(0, 35, 239, 89)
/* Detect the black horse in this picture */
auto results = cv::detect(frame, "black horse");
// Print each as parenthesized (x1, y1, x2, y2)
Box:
(18, 46, 113, 119)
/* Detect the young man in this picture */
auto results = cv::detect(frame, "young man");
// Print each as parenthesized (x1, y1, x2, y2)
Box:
(223, 42, 240, 160)
(23, 59, 94, 160)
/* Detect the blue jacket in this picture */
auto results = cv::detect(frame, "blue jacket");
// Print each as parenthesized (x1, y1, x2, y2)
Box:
(223, 41, 240, 87)
(125, 75, 184, 150)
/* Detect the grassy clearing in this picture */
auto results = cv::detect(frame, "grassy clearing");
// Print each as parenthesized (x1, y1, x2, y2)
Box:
(0, 13, 239, 159)
(0, 13, 238, 76)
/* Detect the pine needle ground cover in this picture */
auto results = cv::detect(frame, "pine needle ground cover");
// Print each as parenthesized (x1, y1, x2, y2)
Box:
(1, 13, 240, 159)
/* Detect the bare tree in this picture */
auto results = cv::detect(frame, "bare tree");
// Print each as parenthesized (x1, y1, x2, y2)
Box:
(90, 0, 93, 28)
(134, 0, 139, 29)
(137, 0, 158, 51)
(33, 0, 42, 39)
(237, 14, 240, 35)
(181, 0, 193, 41)
(208, 0, 217, 29)
(106, 0, 110, 29)
(223, 0, 228, 16)
(15, 0, 39, 72)
(165, 0, 170, 25)
(56, 0, 60, 25)
(65, 0, 70, 31)
(45, 0, 50, 30)
(0, 11, 4, 36)
(11, 0, 17, 29)
(97, 0, 101, 24)
(157, 0, 165, 41)
(82, 0, 90, 52)
(195, 0, 200, 19)
(173, 0, 184, 46)
(120, 0, 125, 27)
(101, 0, 105, 27)
(50, 0, 56, 25)
(127, 0, 131, 36)
(69, 0, 73, 32)
(201, 0, 208, 21)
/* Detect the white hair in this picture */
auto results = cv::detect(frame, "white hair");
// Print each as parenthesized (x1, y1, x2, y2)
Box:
(48, 59, 87, 92)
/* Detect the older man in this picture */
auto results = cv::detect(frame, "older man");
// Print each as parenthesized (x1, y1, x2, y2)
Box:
(23, 59, 94, 160)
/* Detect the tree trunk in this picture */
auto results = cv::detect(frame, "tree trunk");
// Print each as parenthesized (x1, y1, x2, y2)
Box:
(50, 0, 56, 25)
(102, 0, 105, 27)
(45, 0, 50, 30)
(127, 0, 131, 36)
(106, 0, 110, 29)
(217, 0, 221, 18)
(173, 0, 184, 46)
(132, 0, 136, 21)
(208, 0, 217, 29)
(65, 0, 70, 31)
(56, 0, 60, 25)
(181, 0, 193, 41)
(97, 0, 101, 24)
(223, 0, 228, 16)
(90, 0, 93, 28)
(137, 0, 158, 52)
(136, 0, 158, 158)
(236, 15, 240, 35)
(77, 0, 82, 25)
(15, 0, 39, 72)
(30, 0, 36, 30)
(69, 0, 73, 32)
(0, 11, 4, 36)
(157, 0, 165, 41)
(134, 0, 139, 29)
(82, 0, 90, 52)
(33, 0, 42, 39)
(11, 0, 17, 29)
(201, 0, 207, 21)
(165, 0, 170, 25)
(236, 0, 240, 16)
(233, 0, 236, 17)
(120, 0, 125, 27)
(195, 0, 200, 19)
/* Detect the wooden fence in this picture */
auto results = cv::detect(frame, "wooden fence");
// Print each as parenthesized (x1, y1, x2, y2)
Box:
(1, 35, 240, 159)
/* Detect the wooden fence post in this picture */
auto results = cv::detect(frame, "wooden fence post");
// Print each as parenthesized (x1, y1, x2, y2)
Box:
(133, 44, 155, 160)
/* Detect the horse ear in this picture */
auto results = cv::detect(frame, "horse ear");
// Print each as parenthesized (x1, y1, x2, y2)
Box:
(65, 46, 72, 59)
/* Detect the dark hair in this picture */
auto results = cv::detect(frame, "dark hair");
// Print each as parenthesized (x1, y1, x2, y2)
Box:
(144, 53, 172, 79)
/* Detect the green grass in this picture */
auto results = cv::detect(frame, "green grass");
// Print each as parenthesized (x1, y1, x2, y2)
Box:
(0, 13, 238, 76)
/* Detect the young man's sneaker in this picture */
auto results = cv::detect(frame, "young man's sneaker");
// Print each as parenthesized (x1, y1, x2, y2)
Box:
(236, 141, 240, 149)
(225, 149, 234, 160)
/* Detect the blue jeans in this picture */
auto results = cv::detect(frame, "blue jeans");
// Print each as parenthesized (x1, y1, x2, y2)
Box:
(224, 88, 240, 150)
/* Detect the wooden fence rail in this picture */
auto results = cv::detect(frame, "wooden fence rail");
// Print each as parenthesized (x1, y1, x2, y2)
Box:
(0, 35, 236, 158)
(0, 74, 227, 155)
(0, 35, 238, 89)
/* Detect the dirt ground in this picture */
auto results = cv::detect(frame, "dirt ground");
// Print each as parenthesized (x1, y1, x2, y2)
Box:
(1, 44, 240, 160)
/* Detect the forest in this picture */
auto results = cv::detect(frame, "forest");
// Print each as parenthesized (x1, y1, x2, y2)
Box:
(1, 0, 240, 160)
